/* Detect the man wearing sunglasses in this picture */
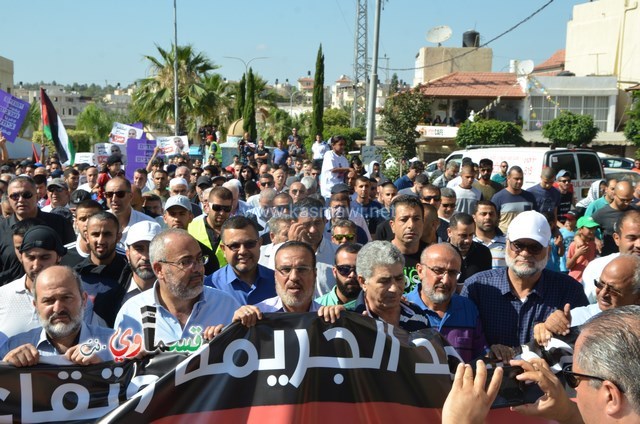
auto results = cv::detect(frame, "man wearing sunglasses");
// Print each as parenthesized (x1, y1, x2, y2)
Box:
(205, 216, 275, 305)
(330, 220, 358, 246)
(41, 178, 71, 212)
(104, 177, 156, 250)
(317, 243, 362, 309)
(533, 254, 640, 346)
(188, 186, 233, 268)
(461, 210, 588, 347)
(0, 176, 75, 284)
(116, 229, 240, 346)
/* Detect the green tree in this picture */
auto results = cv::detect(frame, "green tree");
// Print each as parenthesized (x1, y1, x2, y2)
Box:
(323, 108, 351, 128)
(198, 74, 234, 135)
(263, 106, 294, 145)
(379, 90, 432, 161)
(311, 44, 325, 141)
(455, 118, 525, 147)
(234, 73, 246, 121)
(33, 129, 91, 154)
(389, 73, 399, 95)
(243, 68, 257, 141)
(132, 44, 218, 138)
(624, 91, 640, 149)
(542, 111, 599, 147)
(76, 104, 114, 142)
(18, 100, 41, 138)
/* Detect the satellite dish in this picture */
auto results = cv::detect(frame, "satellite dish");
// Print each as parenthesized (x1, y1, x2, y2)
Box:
(516, 59, 535, 76)
(426, 25, 452, 46)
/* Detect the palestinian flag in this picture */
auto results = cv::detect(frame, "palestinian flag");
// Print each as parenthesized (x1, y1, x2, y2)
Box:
(40, 87, 75, 164)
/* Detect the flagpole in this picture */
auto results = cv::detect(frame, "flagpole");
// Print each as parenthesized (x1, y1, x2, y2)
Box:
(173, 0, 179, 136)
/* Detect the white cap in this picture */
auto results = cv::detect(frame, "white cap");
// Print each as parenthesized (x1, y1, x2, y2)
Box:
(507, 211, 551, 247)
(169, 177, 188, 188)
(164, 195, 192, 213)
(125, 221, 162, 246)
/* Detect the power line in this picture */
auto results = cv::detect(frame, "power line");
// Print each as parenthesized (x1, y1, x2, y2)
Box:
(381, 0, 556, 72)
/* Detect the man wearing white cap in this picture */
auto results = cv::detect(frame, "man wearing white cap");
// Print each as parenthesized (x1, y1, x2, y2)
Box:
(461, 210, 589, 348)
(169, 177, 202, 216)
(163, 195, 218, 275)
(122, 221, 162, 303)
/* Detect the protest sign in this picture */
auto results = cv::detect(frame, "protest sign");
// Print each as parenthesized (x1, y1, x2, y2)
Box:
(94, 143, 126, 166)
(0, 88, 30, 142)
(74, 152, 96, 165)
(109, 123, 143, 145)
(125, 139, 157, 180)
(156, 135, 189, 156)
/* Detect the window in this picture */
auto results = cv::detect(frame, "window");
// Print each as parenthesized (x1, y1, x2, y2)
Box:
(550, 153, 576, 177)
(576, 153, 602, 180)
(529, 95, 609, 131)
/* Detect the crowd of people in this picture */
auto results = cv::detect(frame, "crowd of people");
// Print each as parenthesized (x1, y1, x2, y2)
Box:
(0, 128, 638, 423)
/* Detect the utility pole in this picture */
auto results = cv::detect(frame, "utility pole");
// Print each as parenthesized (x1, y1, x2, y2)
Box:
(365, 0, 381, 146)
(173, 0, 179, 136)
(352, 0, 368, 128)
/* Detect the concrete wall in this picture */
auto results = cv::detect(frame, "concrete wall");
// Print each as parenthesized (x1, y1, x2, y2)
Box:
(413, 47, 492, 86)
(565, 0, 640, 86)
(0, 56, 14, 94)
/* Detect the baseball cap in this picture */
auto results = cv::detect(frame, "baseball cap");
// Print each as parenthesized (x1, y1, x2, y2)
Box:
(19, 226, 67, 255)
(106, 154, 122, 166)
(507, 211, 551, 247)
(211, 175, 226, 184)
(563, 211, 577, 221)
(196, 176, 212, 188)
(577, 216, 599, 229)
(70, 189, 91, 205)
(47, 178, 68, 190)
(164, 195, 192, 213)
(125, 221, 162, 246)
(556, 169, 571, 179)
(50, 169, 64, 178)
(331, 183, 350, 194)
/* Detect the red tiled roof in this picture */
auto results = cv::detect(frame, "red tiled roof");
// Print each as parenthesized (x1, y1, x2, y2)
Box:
(418, 72, 525, 98)
(534, 49, 565, 72)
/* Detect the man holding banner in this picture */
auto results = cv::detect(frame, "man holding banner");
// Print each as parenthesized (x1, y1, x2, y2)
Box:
(0, 265, 113, 366)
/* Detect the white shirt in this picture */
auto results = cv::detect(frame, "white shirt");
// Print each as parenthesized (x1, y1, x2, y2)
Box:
(311, 141, 329, 160)
(571, 303, 601, 327)
(582, 253, 619, 304)
(259, 243, 277, 269)
(109, 208, 156, 251)
(320, 150, 349, 198)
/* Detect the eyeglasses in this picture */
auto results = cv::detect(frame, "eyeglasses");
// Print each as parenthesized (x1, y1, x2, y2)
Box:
(509, 240, 544, 255)
(260, 181, 273, 187)
(424, 265, 461, 280)
(209, 203, 232, 213)
(423, 195, 441, 202)
(223, 240, 258, 252)
(558, 179, 571, 184)
(563, 365, 623, 392)
(8, 191, 34, 201)
(333, 234, 355, 242)
(104, 190, 130, 199)
(47, 186, 66, 193)
(276, 265, 314, 277)
(594, 279, 623, 297)
(441, 202, 456, 208)
(335, 264, 357, 276)
(159, 255, 209, 270)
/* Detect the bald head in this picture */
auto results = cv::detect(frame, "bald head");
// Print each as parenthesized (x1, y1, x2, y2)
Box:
(33, 265, 84, 301)
(613, 180, 635, 210)
(420, 242, 461, 266)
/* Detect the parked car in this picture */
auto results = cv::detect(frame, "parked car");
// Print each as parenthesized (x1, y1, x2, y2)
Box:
(600, 156, 635, 170)
(445, 147, 604, 201)
(604, 168, 640, 185)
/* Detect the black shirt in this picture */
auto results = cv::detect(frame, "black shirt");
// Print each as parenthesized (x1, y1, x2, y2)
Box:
(0, 210, 75, 285)
(456, 241, 492, 286)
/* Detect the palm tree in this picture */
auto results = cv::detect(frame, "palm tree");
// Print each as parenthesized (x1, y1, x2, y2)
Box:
(197, 73, 234, 136)
(18, 100, 41, 138)
(76, 103, 113, 142)
(132, 44, 219, 138)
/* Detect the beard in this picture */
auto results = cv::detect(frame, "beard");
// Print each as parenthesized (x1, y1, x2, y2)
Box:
(133, 262, 155, 281)
(506, 253, 547, 278)
(337, 278, 361, 299)
(41, 308, 84, 339)
(276, 281, 314, 311)
(166, 280, 203, 300)
(424, 284, 453, 304)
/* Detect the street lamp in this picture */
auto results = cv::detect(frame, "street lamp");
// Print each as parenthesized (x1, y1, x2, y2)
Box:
(223, 56, 269, 76)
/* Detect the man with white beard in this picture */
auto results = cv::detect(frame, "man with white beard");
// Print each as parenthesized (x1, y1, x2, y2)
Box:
(461, 211, 589, 347)
(0, 266, 114, 366)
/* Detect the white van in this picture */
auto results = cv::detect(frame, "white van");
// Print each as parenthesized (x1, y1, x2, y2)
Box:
(445, 147, 604, 201)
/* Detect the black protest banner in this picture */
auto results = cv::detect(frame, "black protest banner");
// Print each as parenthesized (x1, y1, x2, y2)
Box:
(0, 352, 186, 423)
(99, 312, 457, 423)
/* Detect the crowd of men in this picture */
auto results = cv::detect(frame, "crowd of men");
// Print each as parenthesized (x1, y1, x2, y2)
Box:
(0, 129, 638, 423)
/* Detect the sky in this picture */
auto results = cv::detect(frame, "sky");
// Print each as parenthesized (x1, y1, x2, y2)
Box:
(2, 0, 585, 89)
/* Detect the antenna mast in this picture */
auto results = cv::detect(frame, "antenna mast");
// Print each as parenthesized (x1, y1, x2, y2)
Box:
(352, 0, 368, 128)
